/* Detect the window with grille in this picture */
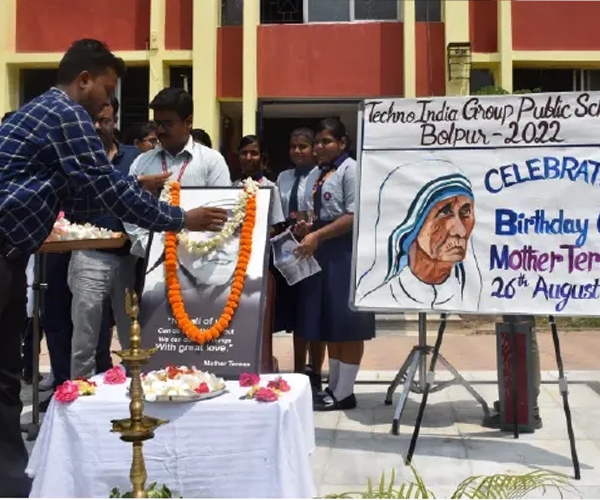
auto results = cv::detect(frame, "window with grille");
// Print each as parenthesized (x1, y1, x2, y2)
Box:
(416, 0, 441, 22)
(262, 0, 303, 24)
(221, 0, 243, 26)
(305, 0, 399, 22)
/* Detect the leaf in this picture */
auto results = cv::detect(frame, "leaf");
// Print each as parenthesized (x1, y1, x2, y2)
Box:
(322, 467, 576, 499)
(450, 469, 580, 499)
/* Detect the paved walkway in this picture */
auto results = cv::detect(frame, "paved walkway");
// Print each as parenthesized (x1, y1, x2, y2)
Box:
(310, 370, 600, 498)
(272, 330, 600, 372)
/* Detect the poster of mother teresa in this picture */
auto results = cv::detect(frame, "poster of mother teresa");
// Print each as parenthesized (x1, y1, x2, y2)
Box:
(354, 158, 483, 312)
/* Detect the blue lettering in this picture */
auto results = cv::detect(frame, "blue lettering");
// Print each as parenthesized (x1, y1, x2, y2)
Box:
(490, 245, 509, 270)
(484, 168, 502, 194)
(495, 209, 517, 236)
(484, 156, 600, 194)
(525, 158, 543, 180)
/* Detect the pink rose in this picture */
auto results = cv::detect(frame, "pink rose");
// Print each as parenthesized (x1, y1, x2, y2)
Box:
(103, 365, 127, 385)
(239, 373, 260, 387)
(267, 377, 291, 393)
(255, 387, 279, 403)
(54, 380, 80, 403)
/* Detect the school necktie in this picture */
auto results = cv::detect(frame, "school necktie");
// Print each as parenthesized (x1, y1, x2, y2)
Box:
(312, 166, 332, 222)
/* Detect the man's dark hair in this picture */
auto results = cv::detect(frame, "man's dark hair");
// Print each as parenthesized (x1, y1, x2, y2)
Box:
(110, 96, 119, 116)
(1, 111, 15, 124)
(191, 128, 212, 148)
(56, 39, 125, 85)
(124, 121, 157, 144)
(149, 87, 193, 121)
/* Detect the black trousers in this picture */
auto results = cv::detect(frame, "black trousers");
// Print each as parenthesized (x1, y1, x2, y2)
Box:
(0, 254, 32, 497)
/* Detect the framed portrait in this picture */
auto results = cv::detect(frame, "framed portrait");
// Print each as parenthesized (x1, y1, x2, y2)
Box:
(139, 186, 273, 378)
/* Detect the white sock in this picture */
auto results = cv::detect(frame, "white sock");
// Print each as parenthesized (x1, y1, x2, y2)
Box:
(327, 359, 340, 392)
(334, 362, 360, 401)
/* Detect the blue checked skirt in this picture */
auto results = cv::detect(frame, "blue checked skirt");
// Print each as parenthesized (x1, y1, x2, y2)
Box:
(295, 222, 375, 343)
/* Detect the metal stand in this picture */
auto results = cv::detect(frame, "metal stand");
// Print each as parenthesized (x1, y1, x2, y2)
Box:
(549, 315, 581, 480)
(25, 253, 46, 441)
(385, 313, 490, 436)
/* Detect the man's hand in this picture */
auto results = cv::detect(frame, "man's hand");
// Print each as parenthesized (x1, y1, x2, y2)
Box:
(138, 172, 172, 193)
(184, 207, 229, 232)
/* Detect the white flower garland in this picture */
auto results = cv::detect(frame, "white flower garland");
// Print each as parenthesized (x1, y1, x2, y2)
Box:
(160, 177, 259, 256)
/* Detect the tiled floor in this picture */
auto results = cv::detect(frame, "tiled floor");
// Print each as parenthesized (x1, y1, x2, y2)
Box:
(308, 371, 600, 498)
(21, 369, 600, 498)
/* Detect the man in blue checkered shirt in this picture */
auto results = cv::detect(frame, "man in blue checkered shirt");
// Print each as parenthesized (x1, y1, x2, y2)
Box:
(0, 39, 229, 497)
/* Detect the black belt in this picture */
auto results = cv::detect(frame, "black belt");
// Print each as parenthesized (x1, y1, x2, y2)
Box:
(0, 238, 25, 261)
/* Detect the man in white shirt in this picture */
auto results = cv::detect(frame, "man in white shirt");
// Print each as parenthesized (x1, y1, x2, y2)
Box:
(125, 88, 231, 259)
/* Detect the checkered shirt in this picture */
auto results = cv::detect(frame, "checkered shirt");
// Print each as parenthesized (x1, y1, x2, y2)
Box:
(0, 87, 185, 253)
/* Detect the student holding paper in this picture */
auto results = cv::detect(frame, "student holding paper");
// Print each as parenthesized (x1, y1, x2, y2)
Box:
(275, 128, 325, 386)
(294, 118, 375, 411)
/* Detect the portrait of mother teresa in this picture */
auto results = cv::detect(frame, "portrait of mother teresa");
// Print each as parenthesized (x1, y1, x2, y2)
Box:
(356, 158, 483, 311)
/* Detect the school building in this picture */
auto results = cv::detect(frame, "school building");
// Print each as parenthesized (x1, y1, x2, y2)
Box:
(1, 0, 600, 166)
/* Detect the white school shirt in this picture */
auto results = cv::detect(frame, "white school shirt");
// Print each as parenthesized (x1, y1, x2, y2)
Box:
(124, 137, 231, 257)
(276, 166, 317, 220)
(233, 176, 285, 227)
(299, 155, 356, 221)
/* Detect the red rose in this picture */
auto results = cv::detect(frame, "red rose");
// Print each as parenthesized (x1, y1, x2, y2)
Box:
(194, 382, 210, 394)
(239, 373, 260, 387)
(267, 377, 290, 392)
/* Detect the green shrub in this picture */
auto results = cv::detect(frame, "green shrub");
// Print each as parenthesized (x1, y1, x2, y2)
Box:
(323, 466, 579, 499)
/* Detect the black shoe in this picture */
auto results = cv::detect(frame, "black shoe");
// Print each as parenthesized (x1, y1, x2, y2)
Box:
(314, 392, 357, 412)
(39, 397, 52, 413)
(482, 412, 543, 431)
(21, 369, 42, 385)
(309, 372, 322, 395)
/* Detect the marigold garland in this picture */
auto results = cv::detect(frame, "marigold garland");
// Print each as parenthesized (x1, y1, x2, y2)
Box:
(164, 181, 257, 345)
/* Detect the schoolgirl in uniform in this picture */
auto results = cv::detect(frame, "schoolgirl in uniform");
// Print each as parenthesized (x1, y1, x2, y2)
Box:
(275, 129, 325, 387)
(295, 118, 375, 411)
(235, 135, 286, 372)
(235, 135, 285, 230)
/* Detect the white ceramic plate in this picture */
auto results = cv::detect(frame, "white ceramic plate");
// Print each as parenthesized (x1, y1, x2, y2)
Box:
(147, 387, 228, 403)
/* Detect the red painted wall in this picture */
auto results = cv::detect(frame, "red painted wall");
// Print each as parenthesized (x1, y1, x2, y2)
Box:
(165, 0, 193, 50)
(16, 0, 151, 52)
(513, 1, 600, 50)
(469, 0, 497, 53)
(257, 23, 404, 98)
(217, 27, 243, 99)
(415, 23, 446, 97)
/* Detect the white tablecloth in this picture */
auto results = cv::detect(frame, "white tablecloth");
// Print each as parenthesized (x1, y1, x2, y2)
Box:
(27, 373, 315, 498)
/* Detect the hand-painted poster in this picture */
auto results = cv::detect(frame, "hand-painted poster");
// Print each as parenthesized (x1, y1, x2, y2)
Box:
(352, 92, 600, 316)
(139, 186, 272, 378)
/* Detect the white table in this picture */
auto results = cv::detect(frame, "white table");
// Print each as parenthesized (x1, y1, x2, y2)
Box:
(27, 373, 315, 498)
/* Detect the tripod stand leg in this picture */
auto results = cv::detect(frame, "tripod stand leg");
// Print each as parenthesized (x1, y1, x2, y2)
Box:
(385, 348, 416, 406)
(406, 314, 447, 465)
(391, 350, 420, 435)
(549, 316, 581, 480)
(438, 354, 490, 417)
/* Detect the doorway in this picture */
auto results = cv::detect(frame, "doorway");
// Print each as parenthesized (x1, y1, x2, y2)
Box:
(262, 117, 322, 177)
(258, 100, 359, 178)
